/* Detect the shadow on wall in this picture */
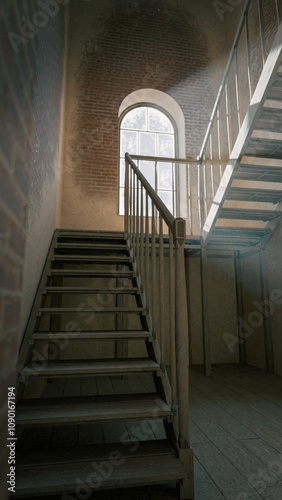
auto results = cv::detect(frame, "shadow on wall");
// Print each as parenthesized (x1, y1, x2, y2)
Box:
(66, 0, 214, 200)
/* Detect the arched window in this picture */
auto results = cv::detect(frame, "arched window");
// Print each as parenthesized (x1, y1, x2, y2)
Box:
(119, 105, 176, 214)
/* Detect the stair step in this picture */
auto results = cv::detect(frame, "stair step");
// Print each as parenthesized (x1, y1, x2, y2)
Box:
(255, 108, 282, 132)
(53, 254, 131, 262)
(57, 242, 128, 250)
(16, 394, 171, 427)
(244, 137, 282, 159)
(59, 230, 125, 239)
(235, 161, 282, 183)
(32, 330, 151, 341)
(15, 441, 186, 498)
(38, 307, 145, 315)
(16, 439, 173, 467)
(219, 208, 280, 221)
(21, 358, 160, 378)
(227, 187, 282, 203)
(212, 227, 270, 238)
(43, 286, 139, 294)
(48, 269, 135, 278)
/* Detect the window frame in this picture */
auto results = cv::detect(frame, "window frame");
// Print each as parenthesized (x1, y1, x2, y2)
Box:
(118, 103, 178, 216)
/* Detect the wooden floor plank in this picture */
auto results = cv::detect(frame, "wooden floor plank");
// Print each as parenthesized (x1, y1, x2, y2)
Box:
(194, 457, 225, 500)
(190, 365, 282, 500)
(193, 442, 265, 499)
(190, 367, 282, 451)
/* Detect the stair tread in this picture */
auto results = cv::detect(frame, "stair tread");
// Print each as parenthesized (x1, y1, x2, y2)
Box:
(16, 439, 174, 467)
(32, 330, 151, 340)
(16, 394, 171, 426)
(57, 243, 127, 249)
(219, 208, 280, 221)
(38, 306, 145, 314)
(48, 270, 135, 277)
(59, 230, 125, 237)
(21, 358, 160, 377)
(53, 254, 131, 261)
(44, 287, 139, 293)
(235, 164, 282, 182)
(213, 226, 270, 233)
(14, 442, 186, 497)
(228, 186, 282, 203)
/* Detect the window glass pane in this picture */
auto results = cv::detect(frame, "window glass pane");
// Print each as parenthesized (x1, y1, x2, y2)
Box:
(148, 108, 173, 133)
(140, 161, 155, 189)
(158, 162, 172, 190)
(158, 134, 174, 157)
(140, 132, 156, 156)
(119, 159, 125, 188)
(121, 130, 137, 157)
(121, 107, 147, 131)
(158, 190, 173, 213)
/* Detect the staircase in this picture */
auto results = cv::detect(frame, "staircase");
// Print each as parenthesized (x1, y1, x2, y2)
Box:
(200, 13, 282, 249)
(15, 229, 193, 499)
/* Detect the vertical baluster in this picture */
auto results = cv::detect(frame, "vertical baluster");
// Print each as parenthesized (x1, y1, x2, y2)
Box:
(245, 12, 253, 98)
(217, 107, 223, 179)
(155, 160, 158, 196)
(132, 173, 136, 260)
(172, 161, 176, 217)
(125, 158, 129, 236)
(169, 230, 177, 418)
(258, 0, 266, 64)
(275, 0, 281, 26)
(188, 163, 192, 235)
(210, 133, 214, 200)
(136, 178, 140, 273)
(159, 216, 165, 369)
(145, 193, 150, 311)
(151, 203, 157, 340)
(197, 162, 202, 230)
(234, 45, 241, 129)
(174, 218, 189, 449)
(140, 185, 144, 286)
(129, 166, 132, 245)
(225, 80, 232, 155)
(203, 153, 207, 219)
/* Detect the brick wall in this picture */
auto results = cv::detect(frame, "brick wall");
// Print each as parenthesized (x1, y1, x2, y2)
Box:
(60, 0, 226, 230)
(0, 1, 65, 497)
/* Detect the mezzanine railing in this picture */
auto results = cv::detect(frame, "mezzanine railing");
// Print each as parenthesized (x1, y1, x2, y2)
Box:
(198, 0, 282, 220)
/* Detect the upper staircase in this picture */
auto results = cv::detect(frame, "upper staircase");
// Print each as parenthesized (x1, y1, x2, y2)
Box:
(15, 229, 193, 499)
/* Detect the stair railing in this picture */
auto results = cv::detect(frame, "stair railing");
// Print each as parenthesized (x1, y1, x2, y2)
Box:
(124, 152, 190, 450)
(130, 154, 202, 234)
(198, 0, 282, 220)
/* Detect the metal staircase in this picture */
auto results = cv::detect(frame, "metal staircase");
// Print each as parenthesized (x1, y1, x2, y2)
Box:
(15, 229, 193, 499)
(199, 3, 282, 250)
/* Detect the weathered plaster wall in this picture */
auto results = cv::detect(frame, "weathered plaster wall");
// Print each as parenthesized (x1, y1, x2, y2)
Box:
(19, 6, 66, 341)
(186, 253, 239, 365)
(265, 220, 282, 376)
(0, 1, 65, 496)
(239, 253, 267, 371)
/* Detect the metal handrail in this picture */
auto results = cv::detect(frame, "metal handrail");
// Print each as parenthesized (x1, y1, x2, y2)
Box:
(198, 0, 252, 161)
(130, 154, 198, 164)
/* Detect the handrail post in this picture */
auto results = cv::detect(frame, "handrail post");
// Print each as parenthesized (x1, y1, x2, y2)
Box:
(173, 217, 189, 449)
(125, 158, 129, 236)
